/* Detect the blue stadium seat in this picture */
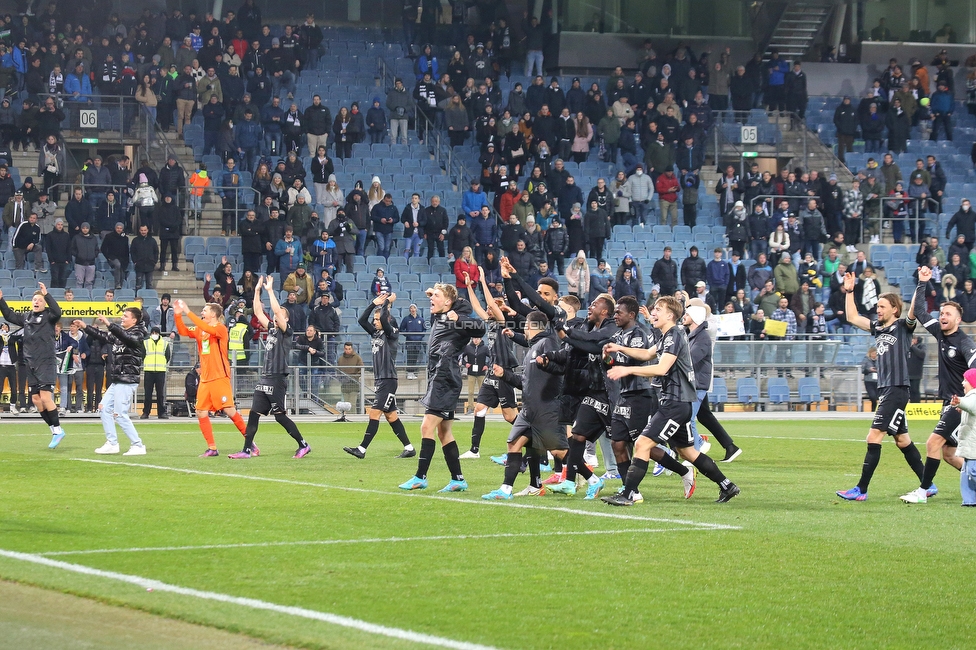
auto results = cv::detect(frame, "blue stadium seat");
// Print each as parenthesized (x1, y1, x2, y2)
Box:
(736, 377, 760, 405)
(797, 377, 823, 408)
(767, 378, 791, 405)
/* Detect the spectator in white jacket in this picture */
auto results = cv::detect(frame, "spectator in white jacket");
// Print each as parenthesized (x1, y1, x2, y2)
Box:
(623, 163, 654, 226)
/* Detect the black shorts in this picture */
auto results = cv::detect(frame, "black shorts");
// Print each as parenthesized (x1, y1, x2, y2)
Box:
(640, 401, 694, 448)
(507, 411, 568, 451)
(425, 408, 455, 421)
(372, 378, 399, 413)
(610, 391, 653, 443)
(251, 376, 287, 416)
(932, 400, 961, 446)
(572, 394, 612, 442)
(559, 394, 583, 426)
(26, 361, 56, 395)
(476, 376, 518, 410)
(871, 386, 910, 435)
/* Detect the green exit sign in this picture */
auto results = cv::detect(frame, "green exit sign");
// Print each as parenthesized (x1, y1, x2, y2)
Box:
(81, 138, 99, 144)
(741, 151, 758, 158)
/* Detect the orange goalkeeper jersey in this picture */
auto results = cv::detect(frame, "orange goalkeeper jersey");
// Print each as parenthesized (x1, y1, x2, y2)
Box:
(175, 312, 231, 383)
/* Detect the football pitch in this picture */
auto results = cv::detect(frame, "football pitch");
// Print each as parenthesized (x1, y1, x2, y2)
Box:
(2, 416, 975, 649)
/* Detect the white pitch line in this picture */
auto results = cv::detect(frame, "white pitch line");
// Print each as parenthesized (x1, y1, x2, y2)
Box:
(70, 459, 742, 530)
(0, 548, 499, 650)
(38, 528, 712, 557)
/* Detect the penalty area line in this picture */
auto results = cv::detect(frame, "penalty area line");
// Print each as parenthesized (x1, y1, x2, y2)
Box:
(0, 548, 499, 650)
(70, 458, 742, 530)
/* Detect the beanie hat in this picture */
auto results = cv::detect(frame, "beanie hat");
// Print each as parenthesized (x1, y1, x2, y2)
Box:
(966, 368, 976, 389)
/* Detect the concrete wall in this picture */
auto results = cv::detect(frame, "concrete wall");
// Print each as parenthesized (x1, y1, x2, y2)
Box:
(859, 41, 975, 66)
(557, 32, 755, 72)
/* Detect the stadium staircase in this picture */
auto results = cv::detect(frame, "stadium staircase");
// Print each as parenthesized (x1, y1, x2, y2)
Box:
(764, 0, 836, 61)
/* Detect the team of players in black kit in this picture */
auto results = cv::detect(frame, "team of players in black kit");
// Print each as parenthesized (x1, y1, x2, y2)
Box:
(6, 253, 970, 506)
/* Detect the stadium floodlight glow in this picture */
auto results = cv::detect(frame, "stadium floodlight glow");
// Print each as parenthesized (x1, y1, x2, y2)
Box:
(335, 401, 351, 422)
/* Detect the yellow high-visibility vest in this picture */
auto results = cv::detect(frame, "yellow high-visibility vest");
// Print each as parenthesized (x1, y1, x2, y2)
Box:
(228, 322, 248, 361)
(143, 337, 169, 372)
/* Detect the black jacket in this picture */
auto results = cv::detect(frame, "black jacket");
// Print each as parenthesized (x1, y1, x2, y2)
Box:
(833, 102, 859, 136)
(0, 293, 60, 365)
(101, 231, 130, 268)
(156, 200, 183, 240)
(947, 207, 976, 243)
(84, 322, 147, 384)
(45, 228, 72, 264)
(448, 223, 474, 256)
(129, 234, 159, 272)
(420, 205, 449, 239)
(303, 104, 332, 136)
(651, 257, 679, 293)
(239, 218, 267, 254)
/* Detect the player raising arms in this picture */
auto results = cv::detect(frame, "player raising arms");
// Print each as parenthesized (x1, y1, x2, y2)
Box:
(460, 267, 520, 459)
(836, 271, 925, 501)
(899, 265, 976, 503)
(174, 298, 252, 457)
(399, 283, 485, 492)
(343, 291, 414, 459)
(0, 283, 67, 448)
(229, 275, 310, 459)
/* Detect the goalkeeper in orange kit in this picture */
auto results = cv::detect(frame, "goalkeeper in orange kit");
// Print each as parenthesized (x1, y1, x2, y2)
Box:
(173, 299, 254, 457)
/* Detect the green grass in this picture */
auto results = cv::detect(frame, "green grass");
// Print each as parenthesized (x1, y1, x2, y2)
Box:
(2, 416, 975, 649)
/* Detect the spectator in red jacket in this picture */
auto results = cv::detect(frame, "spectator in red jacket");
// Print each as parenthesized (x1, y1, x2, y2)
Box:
(497, 180, 519, 221)
(454, 246, 480, 289)
(655, 169, 681, 226)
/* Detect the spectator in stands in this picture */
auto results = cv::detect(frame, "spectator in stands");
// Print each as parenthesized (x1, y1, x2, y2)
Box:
(38, 133, 66, 203)
(614, 267, 644, 302)
(947, 199, 976, 252)
(275, 225, 303, 279)
(622, 162, 653, 227)
(588, 259, 613, 302)
(282, 103, 304, 155)
(284, 265, 314, 306)
(365, 97, 387, 145)
(756, 279, 783, 318)
(564, 250, 589, 302)
(773, 252, 799, 300)
(651, 247, 677, 296)
(947, 252, 969, 284)
(785, 61, 808, 118)
(958, 279, 976, 323)
(745, 252, 770, 299)
(156, 194, 182, 272)
(582, 199, 609, 261)
(799, 198, 828, 261)
(12, 211, 42, 271)
(130, 224, 159, 290)
(370, 193, 398, 260)
(470, 202, 497, 262)
(83, 155, 112, 209)
(41, 217, 71, 288)
(101, 222, 130, 289)
(677, 245, 704, 295)
(68, 222, 97, 290)
(302, 94, 332, 154)
(655, 168, 680, 227)
(421, 195, 449, 261)
(239, 209, 266, 274)
(233, 110, 262, 173)
(158, 155, 186, 202)
(65, 62, 92, 101)
(725, 200, 750, 259)
(703, 248, 729, 304)
(370, 268, 391, 297)
(856, 265, 882, 316)
(329, 208, 358, 273)
(833, 96, 859, 163)
(859, 101, 885, 153)
(716, 165, 741, 216)
(930, 81, 953, 141)
(886, 97, 911, 153)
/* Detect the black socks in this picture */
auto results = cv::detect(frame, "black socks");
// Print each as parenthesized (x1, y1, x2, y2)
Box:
(691, 452, 727, 485)
(527, 452, 542, 489)
(416, 438, 436, 479)
(617, 458, 631, 484)
(470, 415, 485, 453)
(243, 411, 261, 451)
(623, 458, 649, 498)
(274, 413, 306, 447)
(504, 451, 522, 487)
(361, 418, 379, 449)
(920, 456, 943, 490)
(443, 440, 464, 482)
(858, 443, 882, 493)
(652, 446, 689, 476)
(39, 409, 53, 426)
(900, 443, 925, 481)
(390, 419, 411, 447)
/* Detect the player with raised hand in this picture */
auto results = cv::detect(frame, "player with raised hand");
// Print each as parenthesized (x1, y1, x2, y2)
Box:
(229, 275, 310, 459)
(399, 283, 485, 492)
(174, 297, 252, 457)
(343, 290, 414, 459)
(0, 282, 67, 448)
(836, 270, 925, 501)
(899, 265, 976, 503)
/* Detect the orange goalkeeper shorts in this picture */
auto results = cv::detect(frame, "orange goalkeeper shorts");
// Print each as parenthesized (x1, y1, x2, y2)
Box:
(196, 378, 235, 412)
